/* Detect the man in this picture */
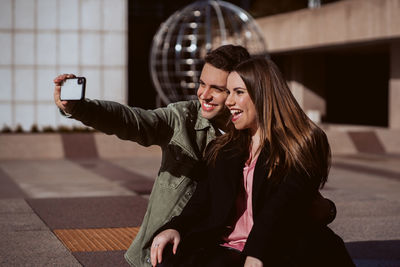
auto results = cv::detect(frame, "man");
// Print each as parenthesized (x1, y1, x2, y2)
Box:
(54, 45, 252, 266)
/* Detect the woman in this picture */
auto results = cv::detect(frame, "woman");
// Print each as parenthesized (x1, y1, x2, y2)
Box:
(150, 57, 354, 267)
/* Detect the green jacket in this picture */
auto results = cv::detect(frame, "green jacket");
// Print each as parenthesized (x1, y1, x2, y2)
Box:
(69, 99, 218, 266)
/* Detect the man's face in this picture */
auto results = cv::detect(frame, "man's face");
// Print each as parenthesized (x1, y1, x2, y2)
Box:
(197, 63, 229, 121)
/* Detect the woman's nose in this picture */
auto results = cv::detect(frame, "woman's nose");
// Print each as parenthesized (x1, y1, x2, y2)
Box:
(225, 94, 234, 106)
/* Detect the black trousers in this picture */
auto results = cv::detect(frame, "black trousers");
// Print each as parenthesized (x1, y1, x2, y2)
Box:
(156, 244, 245, 267)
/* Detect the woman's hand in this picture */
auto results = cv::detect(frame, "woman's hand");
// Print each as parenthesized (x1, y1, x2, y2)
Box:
(244, 256, 263, 267)
(150, 229, 181, 266)
(53, 73, 76, 114)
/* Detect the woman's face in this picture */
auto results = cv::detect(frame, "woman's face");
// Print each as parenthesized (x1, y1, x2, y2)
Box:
(225, 72, 258, 134)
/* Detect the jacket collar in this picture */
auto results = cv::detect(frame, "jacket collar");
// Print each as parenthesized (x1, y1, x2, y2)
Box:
(194, 112, 212, 131)
(211, 143, 272, 216)
(194, 102, 230, 135)
(194, 101, 212, 131)
(218, 143, 271, 213)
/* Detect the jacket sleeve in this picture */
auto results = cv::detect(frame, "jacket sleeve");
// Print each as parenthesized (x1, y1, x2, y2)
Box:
(242, 171, 316, 263)
(68, 98, 176, 146)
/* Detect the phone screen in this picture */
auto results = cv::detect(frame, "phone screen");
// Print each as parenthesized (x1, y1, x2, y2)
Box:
(60, 77, 86, 101)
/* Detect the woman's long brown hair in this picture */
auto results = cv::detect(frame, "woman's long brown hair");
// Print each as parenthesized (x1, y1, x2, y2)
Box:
(206, 57, 331, 188)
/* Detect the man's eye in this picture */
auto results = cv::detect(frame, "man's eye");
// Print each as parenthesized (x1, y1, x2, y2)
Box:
(209, 87, 221, 92)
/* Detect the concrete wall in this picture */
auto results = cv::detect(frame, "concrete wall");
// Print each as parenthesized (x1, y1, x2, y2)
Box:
(0, 133, 160, 160)
(389, 42, 400, 128)
(1, 130, 399, 160)
(256, 0, 400, 53)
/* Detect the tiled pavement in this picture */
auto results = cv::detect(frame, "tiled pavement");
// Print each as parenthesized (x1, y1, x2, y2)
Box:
(0, 157, 152, 266)
(1, 133, 161, 266)
(1, 132, 400, 266)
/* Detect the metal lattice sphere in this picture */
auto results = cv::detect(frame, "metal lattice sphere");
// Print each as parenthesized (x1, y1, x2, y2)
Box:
(150, 0, 267, 104)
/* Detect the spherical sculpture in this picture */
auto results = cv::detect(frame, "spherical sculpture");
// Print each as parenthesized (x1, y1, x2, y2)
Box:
(150, 0, 267, 104)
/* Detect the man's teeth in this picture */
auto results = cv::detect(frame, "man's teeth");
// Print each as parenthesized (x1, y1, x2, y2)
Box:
(204, 103, 213, 108)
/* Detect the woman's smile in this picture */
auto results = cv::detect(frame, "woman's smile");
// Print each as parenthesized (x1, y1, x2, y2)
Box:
(230, 108, 243, 122)
(225, 71, 258, 133)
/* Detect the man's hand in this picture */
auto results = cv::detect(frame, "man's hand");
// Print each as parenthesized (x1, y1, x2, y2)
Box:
(244, 256, 263, 267)
(53, 74, 77, 114)
(150, 229, 180, 266)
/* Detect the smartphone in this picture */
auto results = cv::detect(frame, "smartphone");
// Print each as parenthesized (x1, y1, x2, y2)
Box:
(60, 77, 86, 101)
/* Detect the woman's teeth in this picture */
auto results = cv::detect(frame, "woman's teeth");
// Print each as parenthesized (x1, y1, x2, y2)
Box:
(231, 110, 242, 115)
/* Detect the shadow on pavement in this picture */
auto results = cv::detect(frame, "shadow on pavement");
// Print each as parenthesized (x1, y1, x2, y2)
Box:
(346, 240, 400, 267)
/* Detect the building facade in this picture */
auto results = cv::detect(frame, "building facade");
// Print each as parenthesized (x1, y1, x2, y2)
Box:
(0, 0, 127, 131)
(256, 0, 400, 129)
(1, 0, 398, 131)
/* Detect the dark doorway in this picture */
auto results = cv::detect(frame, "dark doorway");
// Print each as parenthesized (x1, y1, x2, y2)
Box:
(273, 43, 389, 127)
(325, 45, 389, 127)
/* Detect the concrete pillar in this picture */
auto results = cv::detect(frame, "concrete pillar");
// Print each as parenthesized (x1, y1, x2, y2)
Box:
(288, 56, 305, 109)
(389, 42, 400, 129)
(287, 55, 326, 123)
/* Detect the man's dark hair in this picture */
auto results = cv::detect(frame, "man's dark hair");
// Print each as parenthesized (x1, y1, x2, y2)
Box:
(204, 45, 250, 72)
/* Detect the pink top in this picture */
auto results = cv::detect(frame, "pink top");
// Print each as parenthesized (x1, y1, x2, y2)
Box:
(222, 154, 259, 251)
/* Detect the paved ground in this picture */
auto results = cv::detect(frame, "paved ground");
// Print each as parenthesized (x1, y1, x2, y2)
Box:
(0, 134, 399, 266)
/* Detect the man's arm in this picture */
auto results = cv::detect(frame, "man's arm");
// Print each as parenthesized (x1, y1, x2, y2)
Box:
(53, 74, 174, 147)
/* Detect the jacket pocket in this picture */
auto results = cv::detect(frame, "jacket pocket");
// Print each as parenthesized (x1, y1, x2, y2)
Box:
(157, 144, 200, 189)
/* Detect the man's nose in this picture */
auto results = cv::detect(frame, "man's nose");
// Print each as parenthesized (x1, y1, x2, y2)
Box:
(200, 87, 212, 100)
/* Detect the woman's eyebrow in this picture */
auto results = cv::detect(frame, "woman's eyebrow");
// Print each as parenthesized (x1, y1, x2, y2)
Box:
(233, 87, 246, 91)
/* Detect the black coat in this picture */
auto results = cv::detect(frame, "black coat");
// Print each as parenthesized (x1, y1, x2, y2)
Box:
(160, 144, 354, 266)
